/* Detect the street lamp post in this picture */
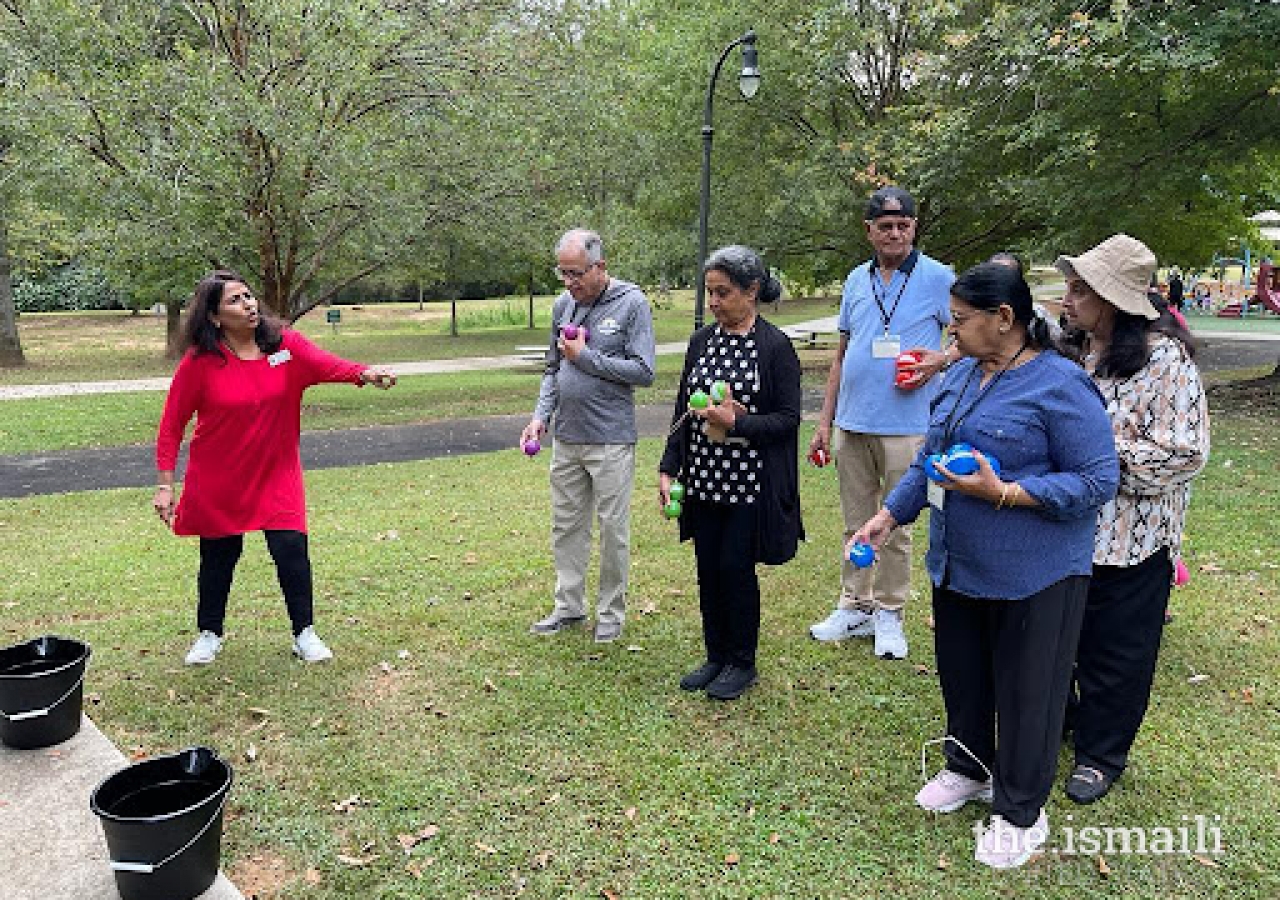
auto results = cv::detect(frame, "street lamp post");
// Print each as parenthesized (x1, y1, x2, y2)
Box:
(694, 29, 759, 331)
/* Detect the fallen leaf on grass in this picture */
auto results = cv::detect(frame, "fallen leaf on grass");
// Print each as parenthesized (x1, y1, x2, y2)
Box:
(626, 645, 644, 652)
(336, 853, 378, 867)
(398, 649, 412, 660)
(666, 588, 685, 597)
(1199, 563, 1223, 574)
(332, 794, 369, 813)
(483, 677, 498, 693)
(531, 850, 552, 869)
(724, 852, 740, 866)
(1188, 673, 1210, 685)
(936, 853, 950, 870)
(397, 824, 440, 853)
(247, 707, 271, 717)
(244, 743, 258, 763)
(463, 552, 479, 565)
(166, 688, 176, 702)
(1192, 854, 1221, 868)
(925, 615, 935, 631)
(768, 833, 780, 845)
(475, 841, 498, 855)
(378, 661, 395, 675)
(1240, 686, 1256, 704)
(913, 664, 932, 676)
(623, 806, 637, 821)
(601, 890, 620, 900)
(1096, 854, 1110, 877)
(303, 868, 322, 885)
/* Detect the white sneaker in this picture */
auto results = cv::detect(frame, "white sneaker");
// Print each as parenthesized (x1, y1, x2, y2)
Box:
(873, 609, 908, 659)
(292, 626, 333, 663)
(184, 631, 222, 666)
(916, 768, 993, 813)
(974, 809, 1049, 869)
(809, 607, 874, 642)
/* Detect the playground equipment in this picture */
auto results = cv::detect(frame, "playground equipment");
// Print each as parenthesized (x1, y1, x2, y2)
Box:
(1253, 261, 1280, 315)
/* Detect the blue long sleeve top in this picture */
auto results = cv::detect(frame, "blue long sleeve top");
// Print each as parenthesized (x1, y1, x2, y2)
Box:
(884, 350, 1119, 600)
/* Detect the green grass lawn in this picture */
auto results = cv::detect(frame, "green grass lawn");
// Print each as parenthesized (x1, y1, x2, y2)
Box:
(1, 410, 1276, 898)
(1, 292, 842, 386)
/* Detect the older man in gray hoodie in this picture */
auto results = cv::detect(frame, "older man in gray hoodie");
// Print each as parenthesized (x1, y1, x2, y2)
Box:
(521, 229, 657, 643)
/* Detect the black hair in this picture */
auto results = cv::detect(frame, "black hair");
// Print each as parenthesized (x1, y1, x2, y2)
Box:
(1094, 310, 1153, 379)
(950, 262, 1052, 349)
(182, 270, 283, 359)
(704, 245, 782, 306)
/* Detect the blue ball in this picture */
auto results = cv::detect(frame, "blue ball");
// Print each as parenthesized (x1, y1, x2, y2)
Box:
(946, 447, 979, 476)
(848, 542, 876, 568)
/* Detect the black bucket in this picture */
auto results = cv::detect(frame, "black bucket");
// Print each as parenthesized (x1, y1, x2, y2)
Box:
(90, 747, 234, 900)
(0, 635, 91, 749)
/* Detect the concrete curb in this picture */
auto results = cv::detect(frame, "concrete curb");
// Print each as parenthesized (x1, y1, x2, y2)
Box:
(0, 715, 242, 900)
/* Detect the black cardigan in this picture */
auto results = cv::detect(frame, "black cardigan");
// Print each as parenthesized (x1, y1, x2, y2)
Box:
(659, 316, 804, 565)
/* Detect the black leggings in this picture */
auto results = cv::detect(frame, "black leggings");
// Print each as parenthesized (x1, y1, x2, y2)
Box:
(197, 530, 314, 637)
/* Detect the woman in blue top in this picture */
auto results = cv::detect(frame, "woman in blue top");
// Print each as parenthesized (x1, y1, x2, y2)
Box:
(851, 262, 1119, 870)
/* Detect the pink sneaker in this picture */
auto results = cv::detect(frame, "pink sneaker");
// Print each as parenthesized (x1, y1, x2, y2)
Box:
(974, 809, 1049, 869)
(915, 768, 993, 813)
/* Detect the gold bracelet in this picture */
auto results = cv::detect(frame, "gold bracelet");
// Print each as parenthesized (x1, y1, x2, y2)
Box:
(997, 483, 1013, 510)
(1010, 483, 1022, 507)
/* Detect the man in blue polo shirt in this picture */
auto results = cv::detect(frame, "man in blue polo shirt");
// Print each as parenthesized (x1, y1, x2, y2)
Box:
(808, 186, 954, 659)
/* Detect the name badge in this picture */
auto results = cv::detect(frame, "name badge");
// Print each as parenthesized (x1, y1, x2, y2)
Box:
(268, 349, 292, 367)
(872, 335, 902, 358)
(928, 480, 946, 510)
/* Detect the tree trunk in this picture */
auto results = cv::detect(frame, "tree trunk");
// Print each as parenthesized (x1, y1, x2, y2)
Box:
(165, 296, 183, 360)
(0, 209, 26, 367)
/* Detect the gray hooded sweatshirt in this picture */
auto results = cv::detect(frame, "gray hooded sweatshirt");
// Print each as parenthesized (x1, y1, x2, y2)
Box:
(533, 278, 656, 444)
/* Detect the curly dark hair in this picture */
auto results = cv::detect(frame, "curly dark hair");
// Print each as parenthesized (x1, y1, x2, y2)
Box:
(181, 270, 283, 359)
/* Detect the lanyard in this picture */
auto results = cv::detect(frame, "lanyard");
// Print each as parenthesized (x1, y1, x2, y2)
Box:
(868, 250, 917, 335)
(940, 341, 1029, 447)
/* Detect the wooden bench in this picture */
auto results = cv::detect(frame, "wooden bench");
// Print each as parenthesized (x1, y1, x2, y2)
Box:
(514, 345, 547, 363)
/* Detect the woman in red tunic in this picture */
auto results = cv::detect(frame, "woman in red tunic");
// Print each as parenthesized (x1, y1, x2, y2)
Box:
(154, 271, 395, 665)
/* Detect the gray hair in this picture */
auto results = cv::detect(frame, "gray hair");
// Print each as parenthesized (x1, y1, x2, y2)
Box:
(704, 245, 782, 305)
(555, 228, 604, 265)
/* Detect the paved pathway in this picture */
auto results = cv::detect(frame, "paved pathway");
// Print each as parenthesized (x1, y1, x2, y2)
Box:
(0, 716, 242, 900)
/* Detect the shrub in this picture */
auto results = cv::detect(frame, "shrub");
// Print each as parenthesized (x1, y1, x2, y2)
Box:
(13, 265, 129, 312)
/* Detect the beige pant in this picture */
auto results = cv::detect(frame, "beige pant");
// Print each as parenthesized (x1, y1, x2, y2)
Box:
(549, 442, 635, 626)
(834, 429, 924, 612)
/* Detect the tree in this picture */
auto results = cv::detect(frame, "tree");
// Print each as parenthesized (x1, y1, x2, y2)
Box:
(2, 0, 557, 346)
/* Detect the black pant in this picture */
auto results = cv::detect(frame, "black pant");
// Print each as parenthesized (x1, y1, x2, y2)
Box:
(1068, 549, 1171, 780)
(689, 500, 760, 669)
(197, 530, 314, 637)
(933, 575, 1089, 827)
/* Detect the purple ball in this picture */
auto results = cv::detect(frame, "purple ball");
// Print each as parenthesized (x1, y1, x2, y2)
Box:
(523, 439, 541, 456)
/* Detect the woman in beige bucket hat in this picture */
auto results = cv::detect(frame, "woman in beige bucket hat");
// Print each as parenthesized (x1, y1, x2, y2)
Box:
(1057, 234, 1211, 804)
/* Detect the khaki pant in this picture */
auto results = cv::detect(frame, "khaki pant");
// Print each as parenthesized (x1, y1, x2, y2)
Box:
(834, 429, 924, 612)
(549, 442, 636, 626)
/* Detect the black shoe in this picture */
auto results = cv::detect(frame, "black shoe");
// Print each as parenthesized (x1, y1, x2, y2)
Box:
(705, 664, 758, 701)
(1065, 765, 1114, 804)
(679, 661, 724, 692)
(529, 613, 586, 636)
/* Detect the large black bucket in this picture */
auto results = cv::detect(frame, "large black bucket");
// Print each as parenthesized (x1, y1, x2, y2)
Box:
(90, 747, 234, 900)
(0, 635, 90, 749)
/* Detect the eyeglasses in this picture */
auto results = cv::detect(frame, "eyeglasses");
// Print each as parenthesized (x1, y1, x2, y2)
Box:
(553, 261, 599, 282)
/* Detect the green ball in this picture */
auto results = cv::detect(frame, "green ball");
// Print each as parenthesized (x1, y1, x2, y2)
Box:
(669, 481, 686, 503)
(663, 499, 683, 519)
(710, 381, 728, 403)
(688, 390, 710, 410)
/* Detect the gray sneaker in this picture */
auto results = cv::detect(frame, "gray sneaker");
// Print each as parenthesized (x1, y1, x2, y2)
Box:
(593, 621, 622, 643)
(529, 613, 586, 636)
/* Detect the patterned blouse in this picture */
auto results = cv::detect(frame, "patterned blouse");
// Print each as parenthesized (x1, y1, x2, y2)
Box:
(685, 326, 763, 504)
(1087, 335, 1210, 567)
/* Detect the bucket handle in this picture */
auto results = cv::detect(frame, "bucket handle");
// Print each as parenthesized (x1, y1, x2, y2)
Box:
(0, 669, 87, 722)
(108, 790, 230, 875)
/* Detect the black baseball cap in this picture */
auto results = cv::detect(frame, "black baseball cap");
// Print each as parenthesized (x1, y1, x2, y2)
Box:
(865, 186, 917, 220)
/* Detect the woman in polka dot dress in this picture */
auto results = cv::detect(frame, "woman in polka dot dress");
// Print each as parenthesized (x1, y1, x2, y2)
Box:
(659, 246, 803, 700)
